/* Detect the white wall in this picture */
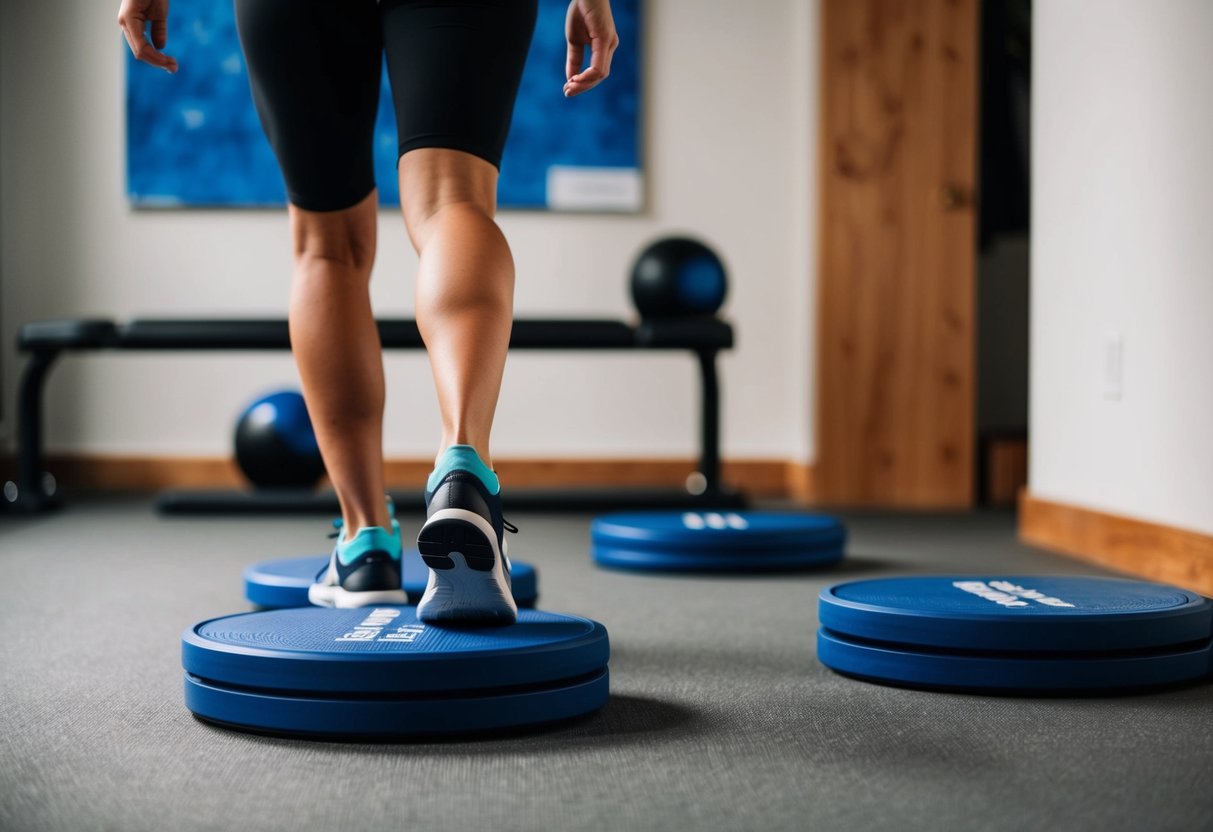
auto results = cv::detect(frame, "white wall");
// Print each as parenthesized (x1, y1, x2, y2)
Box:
(0, 0, 817, 463)
(1032, 0, 1213, 534)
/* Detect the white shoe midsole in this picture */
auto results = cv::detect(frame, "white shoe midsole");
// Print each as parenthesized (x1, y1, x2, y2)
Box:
(308, 557, 407, 609)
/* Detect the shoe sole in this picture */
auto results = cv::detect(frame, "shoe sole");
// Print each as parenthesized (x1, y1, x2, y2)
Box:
(416, 508, 517, 624)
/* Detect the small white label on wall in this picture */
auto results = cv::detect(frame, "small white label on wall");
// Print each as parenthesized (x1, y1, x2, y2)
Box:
(546, 166, 643, 212)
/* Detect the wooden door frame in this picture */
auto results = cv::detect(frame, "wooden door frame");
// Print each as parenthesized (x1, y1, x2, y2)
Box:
(815, 0, 978, 508)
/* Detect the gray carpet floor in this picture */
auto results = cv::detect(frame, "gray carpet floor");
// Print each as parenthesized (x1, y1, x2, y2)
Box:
(2, 496, 1211, 832)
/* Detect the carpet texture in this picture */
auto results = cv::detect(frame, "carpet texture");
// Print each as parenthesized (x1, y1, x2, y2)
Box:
(1, 498, 1210, 832)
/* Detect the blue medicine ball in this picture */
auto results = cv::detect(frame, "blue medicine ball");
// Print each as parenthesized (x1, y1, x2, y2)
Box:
(630, 237, 728, 318)
(234, 390, 325, 489)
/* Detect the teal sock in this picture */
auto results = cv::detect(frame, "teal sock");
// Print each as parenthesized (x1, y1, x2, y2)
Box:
(427, 445, 500, 495)
(336, 525, 401, 566)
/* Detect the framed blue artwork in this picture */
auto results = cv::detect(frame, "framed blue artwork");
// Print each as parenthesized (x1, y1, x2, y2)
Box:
(126, 0, 642, 211)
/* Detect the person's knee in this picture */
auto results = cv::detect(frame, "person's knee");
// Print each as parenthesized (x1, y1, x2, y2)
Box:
(290, 195, 377, 273)
(399, 148, 498, 240)
(405, 198, 500, 255)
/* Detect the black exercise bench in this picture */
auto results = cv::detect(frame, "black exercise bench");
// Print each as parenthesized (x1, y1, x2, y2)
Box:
(8, 317, 741, 513)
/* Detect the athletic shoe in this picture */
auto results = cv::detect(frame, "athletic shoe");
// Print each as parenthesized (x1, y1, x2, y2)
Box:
(416, 445, 518, 624)
(308, 500, 408, 609)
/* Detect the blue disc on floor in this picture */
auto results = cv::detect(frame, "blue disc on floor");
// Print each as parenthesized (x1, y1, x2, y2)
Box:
(243, 551, 539, 609)
(182, 606, 609, 738)
(819, 576, 1213, 652)
(817, 628, 1213, 694)
(591, 511, 845, 572)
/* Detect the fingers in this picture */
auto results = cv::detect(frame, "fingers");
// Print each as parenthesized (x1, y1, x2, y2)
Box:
(564, 66, 604, 97)
(117, 8, 177, 73)
(564, 34, 618, 97)
(565, 41, 585, 85)
(151, 17, 168, 50)
(562, 0, 619, 98)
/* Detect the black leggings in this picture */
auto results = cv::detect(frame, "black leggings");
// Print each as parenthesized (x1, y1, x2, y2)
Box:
(234, 0, 538, 212)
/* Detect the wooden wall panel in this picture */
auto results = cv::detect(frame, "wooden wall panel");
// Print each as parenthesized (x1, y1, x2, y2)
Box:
(817, 0, 977, 507)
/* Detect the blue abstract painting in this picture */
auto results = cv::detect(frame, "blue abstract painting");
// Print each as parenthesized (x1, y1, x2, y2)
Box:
(126, 0, 642, 211)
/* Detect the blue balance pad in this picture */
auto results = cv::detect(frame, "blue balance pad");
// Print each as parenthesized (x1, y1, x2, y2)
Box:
(817, 576, 1213, 693)
(817, 629, 1212, 694)
(182, 606, 609, 739)
(819, 576, 1212, 652)
(591, 511, 846, 572)
(244, 550, 538, 609)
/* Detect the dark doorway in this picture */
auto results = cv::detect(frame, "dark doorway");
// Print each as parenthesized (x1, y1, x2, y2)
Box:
(977, 0, 1031, 506)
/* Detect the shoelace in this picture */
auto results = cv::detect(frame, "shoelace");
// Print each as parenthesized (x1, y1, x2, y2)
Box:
(503, 518, 519, 535)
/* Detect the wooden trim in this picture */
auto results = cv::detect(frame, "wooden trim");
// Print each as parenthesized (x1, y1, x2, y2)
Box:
(3, 454, 815, 500)
(1019, 491, 1213, 596)
(784, 461, 818, 505)
(32, 455, 248, 490)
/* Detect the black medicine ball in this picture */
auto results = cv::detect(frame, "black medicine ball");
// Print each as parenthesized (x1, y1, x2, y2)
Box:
(630, 237, 728, 318)
(234, 390, 326, 489)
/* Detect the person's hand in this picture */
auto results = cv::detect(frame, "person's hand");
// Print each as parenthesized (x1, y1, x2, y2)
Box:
(118, 0, 178, 73)
(563, 0, 618, 97)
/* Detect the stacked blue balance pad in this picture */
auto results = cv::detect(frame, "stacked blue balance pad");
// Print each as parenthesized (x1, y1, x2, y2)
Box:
(591, 511, 846, 572)
(182, 605, 609, 739)
(817, 576, 1213, 694)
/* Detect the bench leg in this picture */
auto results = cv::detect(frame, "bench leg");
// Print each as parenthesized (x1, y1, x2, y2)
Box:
(6, 350, 59, 513)
(695, 349, 722, 495)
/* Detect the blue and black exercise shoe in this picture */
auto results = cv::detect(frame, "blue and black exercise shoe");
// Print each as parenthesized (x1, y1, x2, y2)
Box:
(416, 445, 518, 624)
(244, 551, 539, 610)
(309, 499, 407, 609)
(245, 480, 539, 611)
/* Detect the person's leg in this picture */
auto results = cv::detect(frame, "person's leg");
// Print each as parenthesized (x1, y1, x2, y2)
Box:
(400, 149, 511, 467)
(292, 194, 407, 608)
(379, 0, 537, 621)
(288, 193, 390, 532)
(235, 0, 389, 535)
(401, 153, 519, 622)
(237, 0, 404, 607)
(379, 0, 537, 466)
